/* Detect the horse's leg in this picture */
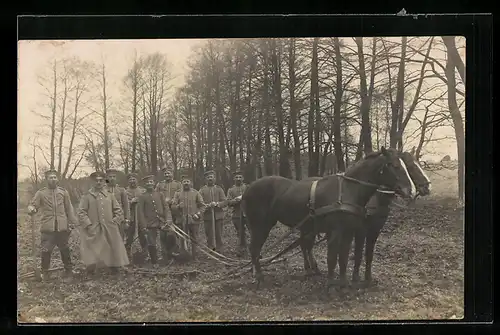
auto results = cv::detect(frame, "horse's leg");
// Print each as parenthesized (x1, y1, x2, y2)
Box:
(299, 231, 312, 275)
(249, 219, 275, 287)
(305, 232, 321, 275)
(326, 228, 340, 288)
(364, 217, 384, 287)
(337, 223, 355, 289)
(352, 223, 367, 286)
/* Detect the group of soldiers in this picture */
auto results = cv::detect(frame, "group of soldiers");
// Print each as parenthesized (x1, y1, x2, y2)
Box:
(26, 167, 248, 280)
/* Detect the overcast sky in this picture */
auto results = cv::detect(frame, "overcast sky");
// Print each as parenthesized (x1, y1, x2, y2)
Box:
(17, 38, 462, 180)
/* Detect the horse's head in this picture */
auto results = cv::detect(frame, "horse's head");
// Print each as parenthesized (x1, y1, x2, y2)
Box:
(399, 151, 432, 197)
(371, 147, 416, 200)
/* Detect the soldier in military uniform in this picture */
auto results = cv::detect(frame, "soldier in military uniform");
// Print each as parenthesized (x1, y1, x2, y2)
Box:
(171, 175, 206, 260)
(106, 169, 130, 240)
(124, 172, 147, 260)
(137, 175, 174, 268)
(199, 170, 227, 252)
(226, 170, 249, 257)
(28, 169, 78, 280)
(155, 167, 182, 256)
(77, 171, 129, 276)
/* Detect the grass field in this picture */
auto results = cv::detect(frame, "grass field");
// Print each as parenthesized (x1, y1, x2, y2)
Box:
(17, 167, 463, 322)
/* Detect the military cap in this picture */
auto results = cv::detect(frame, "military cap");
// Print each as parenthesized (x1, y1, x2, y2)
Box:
(161, 166, 172, 173)
(181, 175, 191, 182)
(141, 175, 155, 182)
(204, 170, 215, 177)
(127, 172, 139, 180)
(106, 168, 120, 175)
(233, 170, 243, 177)
(90, 171, 106, 179)
(44, 169, 59, 178)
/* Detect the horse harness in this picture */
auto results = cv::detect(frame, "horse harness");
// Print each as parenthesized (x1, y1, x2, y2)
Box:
(308, 173, 375, 220)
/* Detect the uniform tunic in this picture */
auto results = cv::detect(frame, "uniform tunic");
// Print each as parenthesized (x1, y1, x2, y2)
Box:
(107, 184, 130, 221)
(172, 189, 206, 225)
(155, 180, 182, 200)
(137, 191, 172, 229)
(77, 188, 129, 267)
(126, 186, 145, 222)
(198, 185, 227, 220)
(29, 186, 77, 232)
(227, 184, 248, 218)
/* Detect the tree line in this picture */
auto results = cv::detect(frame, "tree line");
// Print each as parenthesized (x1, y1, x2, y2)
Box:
(21, 36, 465, 200)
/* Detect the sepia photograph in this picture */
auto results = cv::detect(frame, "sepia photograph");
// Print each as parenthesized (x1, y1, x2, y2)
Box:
(17, 36, 465, 322)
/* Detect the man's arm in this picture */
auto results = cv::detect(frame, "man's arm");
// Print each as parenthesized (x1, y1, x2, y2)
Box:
(28, 190, 42, 214)
(63, 190, 78, 228)
(137, 196, 147, 230)
(121, 188, 131, 221)
(217, 187, 228, 208)
(111, 194, 124, 225)
(77, 195, 92, 229)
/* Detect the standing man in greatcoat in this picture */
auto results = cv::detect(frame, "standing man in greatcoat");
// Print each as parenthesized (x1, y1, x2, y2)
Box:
(124, 172, 147, 260)
(155, 167, 182, 256)
(27, 169, 78, 280)
(226, 170, 249, 257)
(137, 175, 175, 268)
(77, 171, 129, 277)
(171, 175, 206, 261)
(106, 169, 130, 240)
(199, 170, 227, 253)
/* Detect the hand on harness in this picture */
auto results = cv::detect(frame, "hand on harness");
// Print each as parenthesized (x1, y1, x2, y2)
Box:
(27, 205, 37, 214)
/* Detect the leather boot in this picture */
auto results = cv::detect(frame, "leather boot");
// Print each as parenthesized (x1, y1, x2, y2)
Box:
(41, 251, 51, 281)
(59, 248, 73, 277)
(148, 246, 158, 265)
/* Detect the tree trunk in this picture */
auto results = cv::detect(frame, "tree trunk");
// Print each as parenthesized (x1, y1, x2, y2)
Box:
(57, 75, 68, 175)
(390, 36, 407, 149)
(333, 37, 346, 172)
(443, 37, 465, 201)
(356, 37, 373, 154)
(308, 37, 320, 177)
(50, 61, 57, 170)
(288, 38, 303, 180)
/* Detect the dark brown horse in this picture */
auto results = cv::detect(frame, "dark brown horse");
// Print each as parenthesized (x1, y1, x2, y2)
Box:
(242, 147, 416, 288)
(351, 151, 432, 287)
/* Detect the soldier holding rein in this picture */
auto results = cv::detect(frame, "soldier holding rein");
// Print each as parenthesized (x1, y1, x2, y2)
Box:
(199, 170, 227, 253)
(28, 169, 77, 280)
(137, 175, 174, 267)
(226, 170, 248, 257)
(105, 169, 130, 240)
(124, 172, 147, 260)
(171, 175, 206, 261)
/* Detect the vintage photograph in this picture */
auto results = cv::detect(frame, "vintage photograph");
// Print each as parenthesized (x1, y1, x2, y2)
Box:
(17, 36, 465, 322)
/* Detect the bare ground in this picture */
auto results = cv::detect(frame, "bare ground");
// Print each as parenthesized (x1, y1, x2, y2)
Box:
(17, 194, 464, 323)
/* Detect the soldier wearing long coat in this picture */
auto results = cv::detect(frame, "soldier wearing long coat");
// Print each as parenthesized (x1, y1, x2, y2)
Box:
(77, 171, 129, 275)
(198, 170, 227, 252)
(171, 175, 206, 260)
(137, 175, 174, 267)
(28, 169, 78, 280)
(106, 169, 130, 240)
(226, 170, 249, 257)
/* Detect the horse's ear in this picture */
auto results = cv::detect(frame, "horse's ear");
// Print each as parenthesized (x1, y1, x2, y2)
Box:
(380, 146, 387, 155)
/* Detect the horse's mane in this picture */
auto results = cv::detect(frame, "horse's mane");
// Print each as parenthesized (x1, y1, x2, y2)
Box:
(346, 150, 385, 176)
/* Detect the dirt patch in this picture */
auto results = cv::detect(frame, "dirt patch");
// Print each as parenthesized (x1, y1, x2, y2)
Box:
(17, 194, 464, 322)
